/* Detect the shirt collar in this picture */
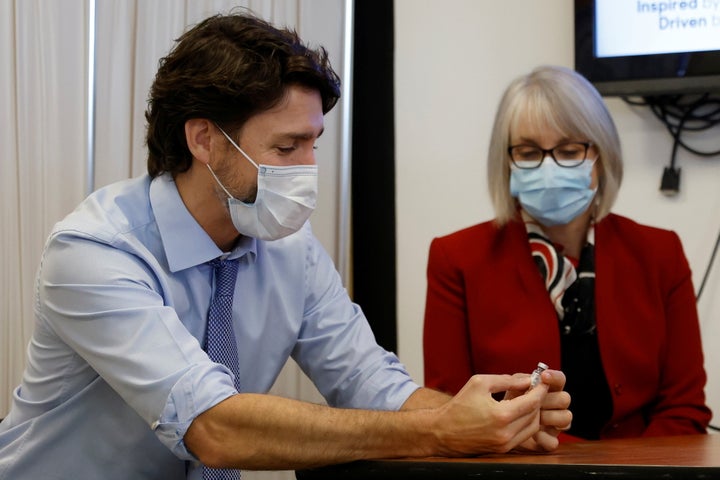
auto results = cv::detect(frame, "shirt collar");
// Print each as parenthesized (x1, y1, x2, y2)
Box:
(150, 173, 256, 272)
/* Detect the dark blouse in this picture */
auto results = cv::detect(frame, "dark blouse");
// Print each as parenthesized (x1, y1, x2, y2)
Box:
(559, 243, 612, 439)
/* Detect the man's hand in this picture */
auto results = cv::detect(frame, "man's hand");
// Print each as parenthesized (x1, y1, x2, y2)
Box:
(505, 369, 572, 452)
(431, 374, 548, 456)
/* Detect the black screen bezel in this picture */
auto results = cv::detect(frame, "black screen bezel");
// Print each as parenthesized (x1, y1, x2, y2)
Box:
(574, 0, 720, 96)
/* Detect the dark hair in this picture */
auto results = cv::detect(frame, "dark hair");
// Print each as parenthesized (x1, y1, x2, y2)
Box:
(145, 11, 341, 177)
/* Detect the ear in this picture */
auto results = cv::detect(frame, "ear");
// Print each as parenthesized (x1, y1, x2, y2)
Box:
(185, 118, 213, 166)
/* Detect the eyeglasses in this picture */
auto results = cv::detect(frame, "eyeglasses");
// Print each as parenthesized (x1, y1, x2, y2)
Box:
(508, 142, 593, 169)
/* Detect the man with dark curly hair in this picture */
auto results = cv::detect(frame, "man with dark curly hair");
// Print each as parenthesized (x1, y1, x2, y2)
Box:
(0, 11, 570, 480)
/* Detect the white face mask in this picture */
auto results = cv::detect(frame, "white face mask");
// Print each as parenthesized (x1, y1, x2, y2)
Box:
(207, 126, 318, 241)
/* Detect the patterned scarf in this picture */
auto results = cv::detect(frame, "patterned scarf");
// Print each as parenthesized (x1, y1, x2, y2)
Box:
(524, 219, 597, 336)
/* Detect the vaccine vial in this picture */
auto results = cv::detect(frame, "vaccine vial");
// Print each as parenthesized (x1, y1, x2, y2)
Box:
(530, 362, 549, 388)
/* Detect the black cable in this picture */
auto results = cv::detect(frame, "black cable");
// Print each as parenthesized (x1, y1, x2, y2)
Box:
(625, 94, 720, 158)
(623, 93, 720, 298)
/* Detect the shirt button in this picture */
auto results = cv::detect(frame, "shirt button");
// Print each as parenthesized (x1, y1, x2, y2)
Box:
(614, 384, 622, 395)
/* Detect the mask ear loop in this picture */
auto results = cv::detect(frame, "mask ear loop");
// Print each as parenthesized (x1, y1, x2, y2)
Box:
(214, 123, 259, 169)
(206, 164, 235, 200)
(207, 123, 261, 200)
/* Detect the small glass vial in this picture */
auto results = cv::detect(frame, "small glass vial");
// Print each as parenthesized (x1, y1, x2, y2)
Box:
(530, 362, 549, 388)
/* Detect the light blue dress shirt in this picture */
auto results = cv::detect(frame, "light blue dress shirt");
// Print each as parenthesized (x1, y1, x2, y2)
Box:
(0, 174, 419, 480)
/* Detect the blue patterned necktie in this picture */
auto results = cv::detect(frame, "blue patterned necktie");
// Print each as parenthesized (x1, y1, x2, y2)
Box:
(203, 257, 241, 480)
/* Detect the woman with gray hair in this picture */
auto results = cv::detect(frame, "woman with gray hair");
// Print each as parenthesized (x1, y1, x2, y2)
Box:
(423, 65, 711, 440)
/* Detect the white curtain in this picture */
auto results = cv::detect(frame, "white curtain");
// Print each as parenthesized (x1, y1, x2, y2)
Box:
(2, 1, 350, 478)
(1, 0, 88, 416)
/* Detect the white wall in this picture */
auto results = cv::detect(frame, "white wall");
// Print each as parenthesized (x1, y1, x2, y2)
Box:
(395, 0, 720, 426)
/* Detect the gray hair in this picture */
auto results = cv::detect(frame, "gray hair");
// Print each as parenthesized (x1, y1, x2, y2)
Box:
(487, 65, 623, 224)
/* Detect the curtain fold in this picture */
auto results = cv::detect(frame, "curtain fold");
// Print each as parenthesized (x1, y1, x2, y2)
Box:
(1, 0, 88, 416)
(1, 0, 22, 418)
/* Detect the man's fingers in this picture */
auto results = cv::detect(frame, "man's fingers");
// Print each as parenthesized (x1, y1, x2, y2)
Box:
(533, 428, 561, 451)
(540, 369, 566, 392)
(542, 390, 571, 410)
(540, 408, 573, 431)
(468, 373, 532, 396)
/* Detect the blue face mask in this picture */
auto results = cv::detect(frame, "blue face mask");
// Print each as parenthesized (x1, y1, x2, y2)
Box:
(510, 158, 596, 226)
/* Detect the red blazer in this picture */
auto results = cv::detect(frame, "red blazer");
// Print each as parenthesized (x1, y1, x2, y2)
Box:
(423, 213, 711, 439)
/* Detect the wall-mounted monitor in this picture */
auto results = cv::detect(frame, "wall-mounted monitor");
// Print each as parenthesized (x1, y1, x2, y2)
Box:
(574, 0, 720, 96)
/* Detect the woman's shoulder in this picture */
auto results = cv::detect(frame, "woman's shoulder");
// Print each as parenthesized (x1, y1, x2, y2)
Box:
(598, 213, 686, 263)
(434, 218, 506, 241)
(600, 213, 681, 243)
(430, 218, 527, 256)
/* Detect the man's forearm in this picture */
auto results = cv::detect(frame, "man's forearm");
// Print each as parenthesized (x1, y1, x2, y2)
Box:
(184, 374, 556, 471)
(401, 386, 452, 410)
(185, 392, 439, 470)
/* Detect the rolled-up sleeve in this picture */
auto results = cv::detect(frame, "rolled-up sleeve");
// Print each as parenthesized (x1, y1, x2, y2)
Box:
(153, 364, 237, 459)
(38, 233, 237, 457)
